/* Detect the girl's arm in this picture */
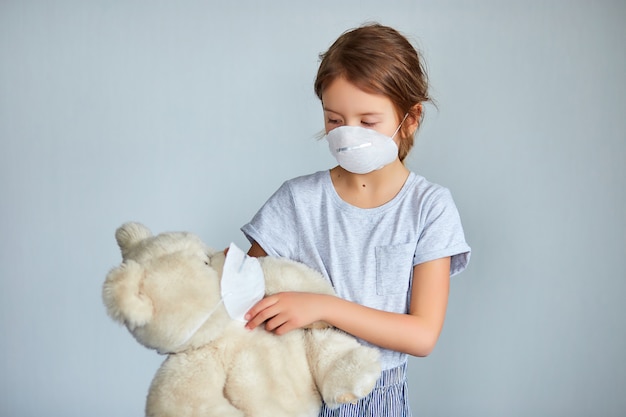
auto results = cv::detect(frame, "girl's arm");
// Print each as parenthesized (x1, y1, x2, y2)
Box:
(245, 241, 451, 357)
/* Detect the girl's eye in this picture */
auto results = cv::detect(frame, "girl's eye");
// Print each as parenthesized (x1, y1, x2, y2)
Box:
(361, 121, 377, 127)
(327, 118, 341, 125)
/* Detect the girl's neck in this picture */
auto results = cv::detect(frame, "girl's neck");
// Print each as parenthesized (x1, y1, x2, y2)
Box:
(330, 160, 410, 209)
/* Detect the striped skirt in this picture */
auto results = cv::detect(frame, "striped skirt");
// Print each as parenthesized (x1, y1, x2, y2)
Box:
(318, 363, 412, 417)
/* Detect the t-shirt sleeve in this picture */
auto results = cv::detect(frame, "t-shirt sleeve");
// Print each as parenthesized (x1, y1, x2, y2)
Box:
(241, 181, 299, 259)
(413, 187, 471, 276)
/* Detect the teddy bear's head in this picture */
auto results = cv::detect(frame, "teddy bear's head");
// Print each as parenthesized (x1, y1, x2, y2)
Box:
(103, 222, 229, 354)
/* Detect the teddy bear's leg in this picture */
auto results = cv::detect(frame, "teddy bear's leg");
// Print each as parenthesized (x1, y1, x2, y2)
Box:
(146, 353, 245, 417)
(305, 329, 381, 409)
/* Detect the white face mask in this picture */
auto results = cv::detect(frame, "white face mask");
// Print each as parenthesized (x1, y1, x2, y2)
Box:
(221, 242, 265, 322)
(325, 114, 407, 174)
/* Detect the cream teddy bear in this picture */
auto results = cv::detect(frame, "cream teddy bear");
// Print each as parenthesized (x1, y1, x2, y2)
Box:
(103, 222, 380, 417)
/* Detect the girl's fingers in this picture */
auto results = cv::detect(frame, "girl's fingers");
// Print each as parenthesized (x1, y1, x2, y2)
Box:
(245, 296, 278, 330)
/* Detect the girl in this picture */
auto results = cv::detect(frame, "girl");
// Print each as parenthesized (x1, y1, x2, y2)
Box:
(241, 23, 470, 416)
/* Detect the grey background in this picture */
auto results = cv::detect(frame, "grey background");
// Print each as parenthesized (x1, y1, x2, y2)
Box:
(1, 1, 624, 416)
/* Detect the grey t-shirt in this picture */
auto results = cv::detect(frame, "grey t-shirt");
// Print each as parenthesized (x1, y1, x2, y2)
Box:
(241, 170, 470, 370)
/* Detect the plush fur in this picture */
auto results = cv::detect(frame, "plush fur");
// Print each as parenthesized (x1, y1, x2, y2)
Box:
(103, 222, 380, 417)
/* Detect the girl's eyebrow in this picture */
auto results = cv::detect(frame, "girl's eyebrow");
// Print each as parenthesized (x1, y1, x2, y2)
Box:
(323, 107, 384, 117)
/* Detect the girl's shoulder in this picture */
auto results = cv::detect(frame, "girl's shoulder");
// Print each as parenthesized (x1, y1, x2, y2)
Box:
(265, 171, 331, 208)
(279, 170, 331, 197)
(283, 170, 328, 188)
(402, 172, 453, 205)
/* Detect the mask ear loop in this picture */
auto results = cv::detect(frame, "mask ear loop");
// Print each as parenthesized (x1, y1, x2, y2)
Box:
(162, 297, 225, 354)
(391, 113, 410, 139)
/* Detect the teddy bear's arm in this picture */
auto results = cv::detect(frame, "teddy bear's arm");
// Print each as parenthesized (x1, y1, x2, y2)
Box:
(260, 257, 336, 297)
(146, 351, 244, 417)
(259, 257, 337, 330)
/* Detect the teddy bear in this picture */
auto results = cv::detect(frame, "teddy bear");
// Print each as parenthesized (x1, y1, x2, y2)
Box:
(103, 222, 381, 417)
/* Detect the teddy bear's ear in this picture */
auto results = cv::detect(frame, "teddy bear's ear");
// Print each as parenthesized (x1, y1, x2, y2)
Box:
(115, 222, 152, 259)
(103, 260, 153, 330)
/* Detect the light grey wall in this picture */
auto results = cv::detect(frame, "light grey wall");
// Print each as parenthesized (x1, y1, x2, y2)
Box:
(1, 1, 624, 416)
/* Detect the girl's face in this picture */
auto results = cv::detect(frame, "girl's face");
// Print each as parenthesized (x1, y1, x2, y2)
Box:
(322, 76, 402, 142)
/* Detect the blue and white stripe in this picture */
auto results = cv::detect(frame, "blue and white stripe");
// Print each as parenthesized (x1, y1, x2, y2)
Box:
(318, 363, 412, 417)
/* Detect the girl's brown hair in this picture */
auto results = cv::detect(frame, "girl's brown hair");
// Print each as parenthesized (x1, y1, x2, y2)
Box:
(314, 23, 430, 161)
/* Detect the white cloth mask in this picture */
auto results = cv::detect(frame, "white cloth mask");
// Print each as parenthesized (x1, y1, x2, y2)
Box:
(325, 115, 407, 174)
(221, 242, 265, 322)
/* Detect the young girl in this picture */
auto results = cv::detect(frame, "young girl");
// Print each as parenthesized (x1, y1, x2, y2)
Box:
(241, 23, 470, 416)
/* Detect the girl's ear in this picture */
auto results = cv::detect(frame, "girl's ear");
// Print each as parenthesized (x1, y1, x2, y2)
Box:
(407, 103, 423, 135)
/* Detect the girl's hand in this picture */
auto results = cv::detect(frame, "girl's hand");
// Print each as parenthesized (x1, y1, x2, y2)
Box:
(244, 292, 326, 335)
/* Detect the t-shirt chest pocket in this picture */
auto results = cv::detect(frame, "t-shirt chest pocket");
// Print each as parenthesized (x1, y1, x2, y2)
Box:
(375, 243, 415, 296)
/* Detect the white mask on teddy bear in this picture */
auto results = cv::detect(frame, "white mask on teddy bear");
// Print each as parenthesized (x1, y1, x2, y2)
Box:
(173, 243, 265, 350)
(221, 242, 265, 322)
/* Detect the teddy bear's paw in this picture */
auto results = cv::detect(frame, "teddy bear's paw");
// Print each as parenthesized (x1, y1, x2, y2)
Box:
(324, 371, 378, 408)
(323, 391, 362, 409)
(335, 392, 359, 404)
(320, 348, 381, 408)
